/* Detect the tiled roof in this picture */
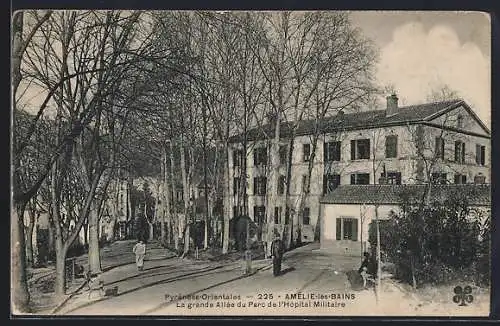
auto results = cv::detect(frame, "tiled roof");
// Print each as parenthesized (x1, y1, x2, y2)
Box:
(319, 184, 491, 206)
(229, 99, 466, 142)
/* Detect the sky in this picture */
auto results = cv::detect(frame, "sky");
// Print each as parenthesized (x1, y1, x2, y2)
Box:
(17, 11, 491, 128)
(349, 11, 491, 127)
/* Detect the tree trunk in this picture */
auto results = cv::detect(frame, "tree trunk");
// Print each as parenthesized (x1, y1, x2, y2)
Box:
(11, 200, 31, 313)
(222, 144, 231, 254)
(180, 140, 190, 257)
(268, 111, 281, 255)
(160, 148, 167, 244)
(25, 206, 36, 269)
(375, 204, 381, 298)
(169, 141, 179, 250)
(83, 222, 88, 246)
(54, 238, 66, 296)
(88, 203, 101, 274)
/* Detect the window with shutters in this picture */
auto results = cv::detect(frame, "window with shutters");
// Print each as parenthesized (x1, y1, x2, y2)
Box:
(336, 217, 358, 241)
(303, 144, 311, 162)
(454, 174, 467, 184)
(277, 175, 286, 195)
(431, 173, 447, 184)
(253, 177, 267, 196)
(351, 139, 370, 160)
(253, 147, 267, 166)
(274, 207, 282, 224)
(381, 172, 401, 185)
(476, 144, 486, 166)
(455, 141, 465, 163)
(435, 137, 445, 160)
(324, 141, 341, 162)
(302, 207, 310, 225)
(279, 145, 288, 165)
(350, 173, 370, 185)
(233, 149, 243, 167)
(323, 174, 340, 194)
(385, 135, 398, 158)
(253, 206, 266, 225)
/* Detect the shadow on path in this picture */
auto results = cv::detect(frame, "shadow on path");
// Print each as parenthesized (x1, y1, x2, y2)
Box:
(277, 267, 296, 276)
(61, 265, 233, 314)
(141, 264, 269, 315)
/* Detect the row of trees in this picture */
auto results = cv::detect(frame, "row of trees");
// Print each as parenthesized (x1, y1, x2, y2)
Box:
(12, 11, 380, 312)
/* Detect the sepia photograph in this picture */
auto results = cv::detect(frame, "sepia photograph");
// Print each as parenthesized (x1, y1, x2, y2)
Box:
(10, 10, 491, 317)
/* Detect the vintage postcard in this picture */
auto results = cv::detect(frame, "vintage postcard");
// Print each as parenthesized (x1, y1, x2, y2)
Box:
(11, 10, 491, 317)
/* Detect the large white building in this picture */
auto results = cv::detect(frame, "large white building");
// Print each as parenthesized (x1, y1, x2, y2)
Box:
(227, 95, 490, 243)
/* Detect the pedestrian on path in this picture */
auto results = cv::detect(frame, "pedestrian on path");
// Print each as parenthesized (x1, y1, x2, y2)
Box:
(133, 240, 146, 271)
(271, 230, 284, 277)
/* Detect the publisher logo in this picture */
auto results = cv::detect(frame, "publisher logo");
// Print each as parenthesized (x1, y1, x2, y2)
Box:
(453, 285, 473, 306)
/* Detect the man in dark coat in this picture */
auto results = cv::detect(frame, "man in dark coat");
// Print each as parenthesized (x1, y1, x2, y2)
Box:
(271, 231, 284, 277)
(358, 251, 377, 287)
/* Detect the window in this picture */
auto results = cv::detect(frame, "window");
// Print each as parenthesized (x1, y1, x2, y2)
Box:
(324, 141, 341, 162)
(303, 144, 311, 162)
(474, 174, 486, 184)
(381, 172, 401, 185)
(233, 177, 241, 195)
(279, 145, 288, 165)
(454, 174, 467, 184)
(233, 149, 243, 167)
(253, 206, 266, 225)
(274, 207, 282, 224)
(323, 174, 340, 194)
(431, 173, 447, 184)
(302, 207, 310, 225)
(455, 141, 465, 163)
(176, 190, 183, 202)
(476, 144, 486, 166)
(351, 139, 370, 160)
(336, 217, 358, 241)
(385, 135, 398, 158)
(457, 114, 464, 128)
(253, 177, 267, 196)
(435, 137, 445, 160)
(350, 173, 370, 185)
(277, 175, 286, 195)
(302, 175, 310, 193)
(253, 147, 267, 166)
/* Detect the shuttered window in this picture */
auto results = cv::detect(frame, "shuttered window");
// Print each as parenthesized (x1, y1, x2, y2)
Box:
(351, 139, 370, 160)
(476, 144, 486, 166)
(385, 135, 398, 158)
(336, 217, 358, 241)
(455, 141, 466, 163)
(324, 141, 341, 162)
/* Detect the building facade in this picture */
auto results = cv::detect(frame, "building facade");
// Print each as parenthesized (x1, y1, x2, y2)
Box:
(319, 184, 491, 255)
(227, 95, 490, 243)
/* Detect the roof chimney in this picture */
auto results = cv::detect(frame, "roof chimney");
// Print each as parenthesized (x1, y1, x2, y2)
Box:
(386, 93, 398, 116)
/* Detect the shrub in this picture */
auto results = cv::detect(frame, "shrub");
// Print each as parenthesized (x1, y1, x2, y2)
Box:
(369, 194, 490, 287)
